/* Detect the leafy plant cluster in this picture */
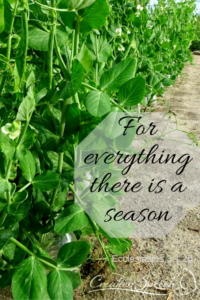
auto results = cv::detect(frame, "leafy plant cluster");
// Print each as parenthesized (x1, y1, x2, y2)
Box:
(0, 0, 196, 299)
(106, 0, 197, 104)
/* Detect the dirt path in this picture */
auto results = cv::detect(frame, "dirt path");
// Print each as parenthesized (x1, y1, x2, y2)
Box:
(157, 55, 200, 142)
(1, 56, 200, 300)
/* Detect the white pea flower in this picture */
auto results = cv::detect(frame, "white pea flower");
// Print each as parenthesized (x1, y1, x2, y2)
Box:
(121, 39, 125, 43)
(118, 45, 125, 52)
(115, 28, 122, 37)
(137, 4, 143, 10)
(127, 30, 131, 34)
(173, 45, 176, 49)
(136, 11, 140, 17)
(160, 6, 164, 10)
(1, 121, 21, 140)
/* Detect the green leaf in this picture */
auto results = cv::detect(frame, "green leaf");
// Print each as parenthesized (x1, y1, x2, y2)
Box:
(84, 91, 111, 117)
(7, 190, 28, 215)
(60, 59, 86, 99)
(66, 0, 82, 10)
(16, 127, 35, 158)
(65, 271, 81, 290)
(100, 58, 137, 93)
(55, 203, 88, 234)
(74, 44, 93, 73)
(162, 78, 175, 86)
(33, 189, 51, 214)
(0, 0, 4, 33)
(30, 115, 57, 146)
(12, 257, 47, 300)
(64, 103, 81, 135)
(57, 241, 91, 268)
(161, 41, 170, 49)
(103, 111, 124, 139)
(19, 151, 36, 182)
(76, 0, 95, 10)
(32, 171, 60, 191)
(59, 10, 76, 29)
(87, 34, 111, 62)
(0, 177, 11, 193)
(106, 238, 132, 255)
(48, 270, 73, 300)
(3, 0, 12, 34)
(26, 71, 35, 91)
(58, 0, 95, 11)
(154, 63, 164, 72)
(5, 196, 31, 225)
(0, 131, 16, 160)
(2, 223, 19, 261)
(0, 229, 13, 250)
(118, 76, 146, 106)
(52, 190, 67, 212)
(86, 200, 135, 238)
(28, 27, 69, 51)
(0, 198, 7, 212)
(16, 92, 35, 121)
(35, 88, 47, 103)
(80, 0, 109, 33)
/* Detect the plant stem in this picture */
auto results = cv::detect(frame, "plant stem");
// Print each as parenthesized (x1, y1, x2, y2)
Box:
(10, 237, 34, 256)
(74, 16, 80, 56)
(48, 0, 56, 90)
(21, 0, 29, 84)
(18, 182, 31, 193)
(124, 43, 132, 60)
(73, 15, 81, 109)
(10, 237, 79, 270)
(0, 0, 19, 94)
(95, 62, 98, 85)
(70, 30, 75, 69)
(50, 98, 71, 206)
(87, 215, 115, 270)
(95, 35, 98, 85)
(55, 35, 70, 81)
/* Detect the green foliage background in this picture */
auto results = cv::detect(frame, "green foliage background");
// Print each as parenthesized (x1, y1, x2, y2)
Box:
(0, 0, 197, 299)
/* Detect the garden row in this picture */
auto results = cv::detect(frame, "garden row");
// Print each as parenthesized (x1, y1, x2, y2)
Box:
(0, 0, 197, 299)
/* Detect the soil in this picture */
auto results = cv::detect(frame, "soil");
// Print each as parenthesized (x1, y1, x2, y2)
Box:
(1, 55, 200, 300)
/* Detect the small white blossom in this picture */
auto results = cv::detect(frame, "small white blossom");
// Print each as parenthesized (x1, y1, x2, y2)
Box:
(173, 45, 176, 49)
(137, 4, 143, 11)
(115, 28, 122, 37)
(1, 121, 21, 140)
(127, 30, 131, 34)
(118, 45, 125, 52)
(136, 11, 140, 17)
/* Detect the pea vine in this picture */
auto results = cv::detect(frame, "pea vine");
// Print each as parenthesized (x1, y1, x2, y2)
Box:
(0, 0, 197, 299)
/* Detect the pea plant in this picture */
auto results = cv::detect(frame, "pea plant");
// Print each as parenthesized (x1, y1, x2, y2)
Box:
(0, 0, 196, 299)
(106, 0, 196, 104)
